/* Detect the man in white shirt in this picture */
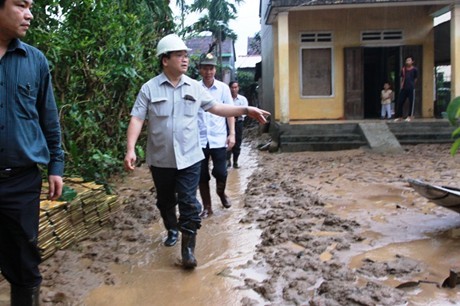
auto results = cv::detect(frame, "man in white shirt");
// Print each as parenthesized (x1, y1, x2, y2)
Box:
(227, 81, 249, 169)
(198, 53, 235, 218)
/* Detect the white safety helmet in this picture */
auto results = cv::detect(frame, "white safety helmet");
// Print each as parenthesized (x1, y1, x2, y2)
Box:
(156, 34, 191, 57)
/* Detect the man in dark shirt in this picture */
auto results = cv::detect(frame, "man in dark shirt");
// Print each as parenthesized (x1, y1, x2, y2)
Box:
(394, 55, 418, 122)
(0, 0, 64, 304)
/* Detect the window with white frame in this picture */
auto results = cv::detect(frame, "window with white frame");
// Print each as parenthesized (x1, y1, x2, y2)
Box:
(300, 32, 333, 97)
(361, 30, 403, 42)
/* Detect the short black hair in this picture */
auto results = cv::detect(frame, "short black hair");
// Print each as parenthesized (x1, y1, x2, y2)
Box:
(159, 52, 172, 69)
(229, 80, 239, 88)
(405, 55, 414, 61)
(0, 0, 5, 8)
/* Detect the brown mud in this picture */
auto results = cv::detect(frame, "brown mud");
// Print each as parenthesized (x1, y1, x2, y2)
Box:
(1, 128, 460, 305)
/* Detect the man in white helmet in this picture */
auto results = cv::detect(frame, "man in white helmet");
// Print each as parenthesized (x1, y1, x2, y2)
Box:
(124, 34, 270, 269)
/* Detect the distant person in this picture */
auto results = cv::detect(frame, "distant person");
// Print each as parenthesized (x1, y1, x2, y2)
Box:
(197, 53, 234, 219)
(124, 35, 270, 269)
(380, 82, 393, 120)
(227, 81, 249, 168)
(0, 0, 65, 304)
(394, 56, 418, 122)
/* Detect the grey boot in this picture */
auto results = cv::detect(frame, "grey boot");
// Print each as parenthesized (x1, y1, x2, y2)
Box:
(181, 230, 197, 269)
(216, 180, 231, 208)
(11, 285, 40, 306)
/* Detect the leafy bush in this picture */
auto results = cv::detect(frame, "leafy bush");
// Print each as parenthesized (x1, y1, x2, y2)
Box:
(25, 0, 174, 184)
(236, 71, 259, 106)
(447, 96, 460, 156)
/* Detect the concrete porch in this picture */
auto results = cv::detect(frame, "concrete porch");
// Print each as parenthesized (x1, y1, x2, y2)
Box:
(269, 118, 456, 153)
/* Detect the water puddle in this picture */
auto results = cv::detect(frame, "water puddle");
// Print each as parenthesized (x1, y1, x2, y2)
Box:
(318, 180, 460, 304)
(84, 145, 267, 305)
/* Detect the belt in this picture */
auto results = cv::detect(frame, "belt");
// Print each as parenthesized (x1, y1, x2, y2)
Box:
(0, 166, 35, 179)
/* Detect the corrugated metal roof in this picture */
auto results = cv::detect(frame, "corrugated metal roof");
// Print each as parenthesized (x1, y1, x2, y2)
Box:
(236, 55, 262, 69)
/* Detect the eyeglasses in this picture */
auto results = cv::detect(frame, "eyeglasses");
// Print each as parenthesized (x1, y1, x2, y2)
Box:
(172, 52, 189, 59)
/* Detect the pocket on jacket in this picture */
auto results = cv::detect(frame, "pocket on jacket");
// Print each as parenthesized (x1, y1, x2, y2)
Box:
(149, 97, 171, 117)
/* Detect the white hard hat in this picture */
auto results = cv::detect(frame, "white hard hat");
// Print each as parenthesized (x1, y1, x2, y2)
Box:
(156, 34, 191, 57)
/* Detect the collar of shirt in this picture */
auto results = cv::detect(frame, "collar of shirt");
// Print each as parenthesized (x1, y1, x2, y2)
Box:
(200, 79, 217, 91)
(7, 39, 27, 56)
(158, 72, 193, 88)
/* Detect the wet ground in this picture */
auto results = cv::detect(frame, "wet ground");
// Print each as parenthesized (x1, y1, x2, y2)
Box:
(241, 141, 460, 305)
(1, 130, 460, 305)
(83, 145, 265, 305)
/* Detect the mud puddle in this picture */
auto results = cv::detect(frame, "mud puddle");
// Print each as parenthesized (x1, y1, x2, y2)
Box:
(320, 180, 460, 305)
(242, 144, 460, 305)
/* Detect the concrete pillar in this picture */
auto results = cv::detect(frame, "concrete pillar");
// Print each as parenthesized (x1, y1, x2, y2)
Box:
(277, 12, 290, 124)
(451, 4, 460, 98)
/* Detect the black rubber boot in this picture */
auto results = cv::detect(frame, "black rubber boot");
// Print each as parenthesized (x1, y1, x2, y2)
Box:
(160, 205, 178, 246)
(226, 152, 232, 168)
(164, 229, 179, 247)
(181, 230, 197, 269)
(216, 180, 231, 208)
(199, 182, 213, 218)
(11, 285, 40, 306)
(233, 155, 240, 168)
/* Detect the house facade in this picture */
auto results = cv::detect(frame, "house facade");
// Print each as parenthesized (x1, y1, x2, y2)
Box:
(259, 0, 460, 123)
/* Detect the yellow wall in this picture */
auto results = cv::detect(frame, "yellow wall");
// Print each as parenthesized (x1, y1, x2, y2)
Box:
(274, 6, 435, 120)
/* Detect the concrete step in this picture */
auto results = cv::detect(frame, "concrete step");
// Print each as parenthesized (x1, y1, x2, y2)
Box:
(387, 120, 454, 144)
(276, 120, 456, 152)
(281, 133, 364, 143)
(280, 141, 367, 152)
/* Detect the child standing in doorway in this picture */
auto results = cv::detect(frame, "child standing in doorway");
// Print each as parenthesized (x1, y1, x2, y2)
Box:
(381, 82, 393, 119)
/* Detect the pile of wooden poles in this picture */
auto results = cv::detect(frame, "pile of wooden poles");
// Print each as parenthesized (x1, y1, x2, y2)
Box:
(38, 178, 121, 260)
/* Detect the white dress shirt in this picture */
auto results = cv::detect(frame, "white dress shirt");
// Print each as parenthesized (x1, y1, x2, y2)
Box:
(198, 79, 234, 148)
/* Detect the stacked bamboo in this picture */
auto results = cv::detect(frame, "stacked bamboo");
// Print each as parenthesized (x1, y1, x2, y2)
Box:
(38, 179, 121, 260)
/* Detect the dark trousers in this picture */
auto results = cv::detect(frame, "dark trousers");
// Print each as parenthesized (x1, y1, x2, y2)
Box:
(395, 88, 415, 118)
(200, 144, 227, 183)
(227, 120, 243, 163)
(150, 162, 202, 233)
(0, 166, 42, 288)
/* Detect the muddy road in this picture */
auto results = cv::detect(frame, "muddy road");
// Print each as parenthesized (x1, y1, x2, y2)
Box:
(1, 132, 459, 305)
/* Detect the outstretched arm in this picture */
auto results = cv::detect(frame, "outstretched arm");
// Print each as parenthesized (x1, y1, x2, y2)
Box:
(208, 104, 270, 124)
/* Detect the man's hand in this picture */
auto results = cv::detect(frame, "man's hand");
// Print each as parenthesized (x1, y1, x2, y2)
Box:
(124, 151, 137, 171)
(48, 175, 63, 201)
(247, 106, 270, 124)
(227, 134, 236, 150)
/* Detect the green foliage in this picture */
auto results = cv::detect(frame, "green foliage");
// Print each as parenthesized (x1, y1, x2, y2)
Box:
(25, 0, 174, 183)
(236, 70, 258, 106)
(181, 0, 243, 53)
(186, 54, 202, 80)
(447, 96, 460, 156)
(59, 185, 78, 202)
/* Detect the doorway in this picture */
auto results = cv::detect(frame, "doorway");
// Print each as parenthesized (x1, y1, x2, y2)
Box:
(363, 47, 400, 119)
